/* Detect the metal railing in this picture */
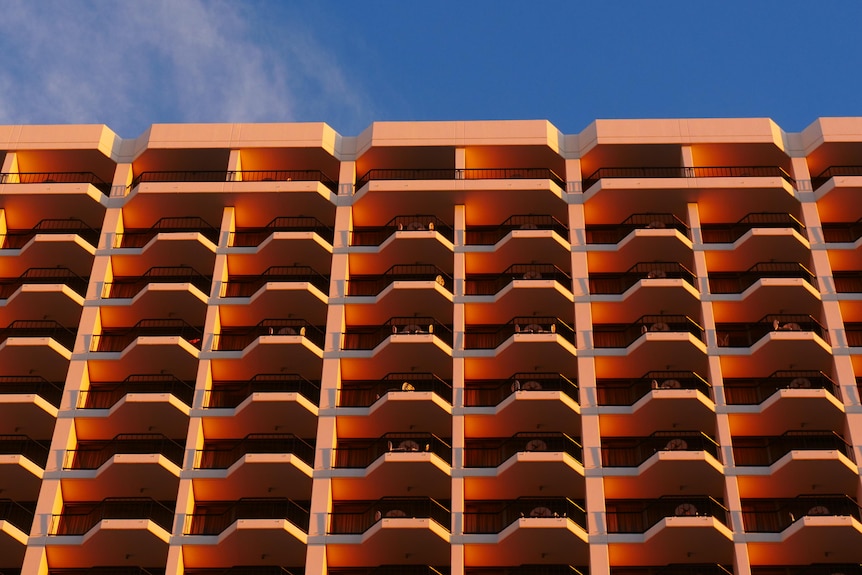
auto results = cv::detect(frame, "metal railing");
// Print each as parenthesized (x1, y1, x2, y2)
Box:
(91, 319, 203, 351)
(582, 165, 794, 189)
(78, 374, 194, 408)
(328, 497, 450, 534)
(64, 434, 184, 469)
(338, 372, 452, 406)
(741, 495, 862, 532)
(701, 212, 804, 243)
(222, 266, 330, 296)
(589, 262, 696, 294)
(716, 314, 826, 347)
(833, 271, 862, 292)
(596, 371, 711, 405)
(463, 497, 586, 534)
(182, 569, 301, 575)
(355, 167, 565, 190)
(750, 565, 862, 575)
(822, 218, 862, 243)
(467, 567, 586, 575)
(230, 215, 335, 246)
(0, 171, 111, 194)
(708, 262, 815, 293)
(732, 430, 854, 466)
(51, 497, 174, 535)
(464, 373, 578, 407)
(205, 374, 321, 408)
(334, 433, 452, 467)
(343, 317, 453, 349)
(212, 319, 325, 350)
(606, 496, 728, 533)
(0, 319, 76, 350)
(130, 169, 337, 191)
(48, 568, 165, 575)
(464, 432, 582, 467)
(104, 266, 212, 298)
(348, 264, 453, 296)
(0, 499, 35, 533)
(1, 218, 100, 249)
(466, 264, 572, 295)
(185, 497, 310, 535)
(195, 433, 314, 468)
(610, 566, 733, 575)
(350, 215, 455, 245)
(332, 568, 449, 575)
(592, 315, 704, 348)
(812, 165, 862, 189)
(585, 213, 690, 244)
(601, 431, 721, 467)
(464, 316, 575, 349)
(723, 370, 839, 405)
(465, 214, 570, 245)
(0, 375, 63, 407)
(0, 435, 49, 466)
(0, 267, 88, 298)
(845, 322, 862, 346)
(115, 217, 219, 248)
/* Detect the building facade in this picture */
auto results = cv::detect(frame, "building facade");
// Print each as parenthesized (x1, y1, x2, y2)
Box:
(0, 118, 861, 575)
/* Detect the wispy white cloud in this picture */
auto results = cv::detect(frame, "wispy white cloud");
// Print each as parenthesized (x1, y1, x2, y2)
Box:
(0, 0, 368, 137)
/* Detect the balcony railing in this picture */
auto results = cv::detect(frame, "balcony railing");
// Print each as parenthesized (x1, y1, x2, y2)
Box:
(185, 497, 310, 535)
(701, 212, 804, 243)
(463, 497, 586, 534)
(195, 433, 314, 468)
(348, 264, 453, 296)
(708, 262, 815, 293)
(115, 217, 219, 248)
(833, 271, 862, 293)
(464, 432, 582, 467)
(78, 374, 195, 408)
(333, 568, 449, 575)
(51, 497, 174, 535)
(131, 169, 337, 192)
(606, 496, 728, 533)
(465, 316, 575, 349)
(585, 213, 689, 244)
(355, 167, 565, 190)
(611, 566, 733, 575)
(466, 264, 572, 295)
(723, 370, 838, 405)
(0, 435, 49, 467)
(343, 317, 453, 349)
(845, 322, 862, 346)
(593, 315, 703, 348)
(64, 434, 184, 469)
(465, 214, 570, 245)
(351, 215, 454, 245)
(334, 433, 452, 467)
(0, 319, 76, 350)
(750, 565, 862, 575)
(0, 375, 63, 407)
(222, 266, 330, 296)
(464, 373, 578, 407)
(811, 165, 862, 189)
(601, 431, 721, 467)
(205, 374, 321, 408)
(104, 266, 212, 298)
(589, 262, 696, 294)
(732, 431, 854, 465)
(0, 171, 112, 194)
(328, 497, 450, 534)
(582, 165, 794, 189)
(0, 267, 88, 298)
(0, 499, 35, 533)
(49, 568, 166, 575)
(338, 372, 452, 406)
(741, 495, 862, 532)
(822, 218, 862, 243)
(1, 218, 100, 249)
(596, 371, 711, 406)
(467, 567, 586, 575)
(716, 314, 826, 347)
(213, 319, 325, 350)
(91, 319, 203, 351)
(182, 569, 301, 575)
(230, 215, 335, 246)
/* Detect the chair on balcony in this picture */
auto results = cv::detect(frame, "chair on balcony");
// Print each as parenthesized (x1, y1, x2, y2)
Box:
(647, 269, 667, 279)
(401, 382, 416, 391)
(646, 221, 666, 229)
(789, 377, 811, 388)
(664, 438, 688, 451)
(525, 439, 548, 452)
(530, 506, 553, 517)
(522, 270, 542, 280)
(675, 503, 698, 516)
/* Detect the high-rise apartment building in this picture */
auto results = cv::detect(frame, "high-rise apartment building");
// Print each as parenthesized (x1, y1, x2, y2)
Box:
(0, 118, 861, 575)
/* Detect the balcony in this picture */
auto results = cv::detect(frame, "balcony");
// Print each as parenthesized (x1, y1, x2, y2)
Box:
(467, 566, 586, 575)
(116, 216, 219, 247)
(611, 566, 732, 575)
(1, 170, 112, 194)
(0, 499, 34, 564)
(0, 435, 48, 499)
(352, 215, 455, 246)
(0, 268, 86, 333)
(328, 498, 449, 530)
(3, 218, 99, 248)
(0, 320, 75, 379)
(582, 166, 795, 190)
(590, 262, 696, 294)
(709, 263, 815, 293)
(48, 569, 167, 575)
(183, 569, 302, 575)
(709, 263, 820, 318)
(586, 213, 690, 244)
(94, 319, 202, 351)
(334, 568, 449, 575)
(750, 566, 862, 575)
(133, 168, 336, 188)
(716, 315, 831, 369)
(214, 319, 324, 350)
(104, 266, 212, 299)
(0, 266, 88, 298)
(467, 317, 574, 347)
(230, 215, 335, 247)
(466, 214, 569, 246)
(0, 375, 62, 437)
(349, 264, 452, 296)
(701, 213, 808, 269)
(223, 266, 329, 297)
(356, 167, 565, 190)
(64, 434, 183, 468)
(812, 165, 862, 190)
(823, 218, 862, 245)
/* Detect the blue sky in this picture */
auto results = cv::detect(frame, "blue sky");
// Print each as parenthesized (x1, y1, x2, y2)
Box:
(1, 1, 859, 138)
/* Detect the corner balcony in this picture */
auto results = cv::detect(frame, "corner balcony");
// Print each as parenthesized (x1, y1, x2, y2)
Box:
(595, 371, 715, 436)
(465, 264, 573, 322)
(0, 499, 34, 565)
(0, 320, 75, 379)
(347, 264, 453, 324)
(212, 319, 324, 379)
(341, 317, 453, 375)
(723, 371, 844, 434)
(465, 215, 571, 271)
(202, 374, 320, 438)
(0, 267, 87, 325)
(742, 496, 862, 564)
(48, 498, 173, 568)
(709, 262, 820, 317)
(327, 497, 451, 567)
(182, 498, 309, 568)
(701, 213, 809, 269)
(332, 433, 452, 499)
(113, 217, 218, 270)
(350, 215, 454, 271)
(605, 497, 733, 565)
(601, 432, 724, 499)
(0, 435, 48, 499)
(733, 431, 857, 497)
(61, 434, 183, 500)
(337, 373, 452, 438)
(464, 432, 584, 499)
(464, 317, 576, 376)
(0, 375, 62, 437)
(463, 498, 588, 567)
(464, 373, 579, 436)
(592, 315, 705, 369)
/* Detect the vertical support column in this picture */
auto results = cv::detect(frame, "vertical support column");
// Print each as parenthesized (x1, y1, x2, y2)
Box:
(1, 151, 18, 178)
(451, 203, 466, 572)
(227, 149, 242, 180)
